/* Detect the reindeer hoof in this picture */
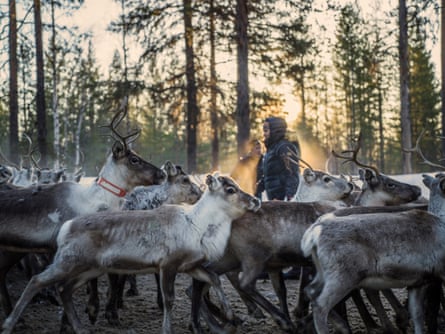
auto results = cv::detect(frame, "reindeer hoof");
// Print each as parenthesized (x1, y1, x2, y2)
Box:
(125, 287, 139, 297)
(293, 306, 309, 320)
(84, 304, 98, 324)
(105, 310, 121, 327)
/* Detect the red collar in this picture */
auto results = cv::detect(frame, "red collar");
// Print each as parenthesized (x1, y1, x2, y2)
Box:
(97, 177, 127, 197)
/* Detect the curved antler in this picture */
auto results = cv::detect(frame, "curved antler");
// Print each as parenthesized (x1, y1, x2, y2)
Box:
(22, 133, 41, 169)
(403, 128, 445, 170)
(100, 97, 140, 151)
(332, 133, 380, 176)
(286, 147, 314, 171)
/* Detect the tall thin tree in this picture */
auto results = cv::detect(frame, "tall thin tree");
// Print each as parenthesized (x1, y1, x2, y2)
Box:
(34, 0, 47, 166)
(183, 0, 199, 172)
(209, 0, 219, 171)
(442, 0, 445, 159)
(9, 0, 19, 164)
(235, 0, 250, 157)
(399, 0, 412, 173)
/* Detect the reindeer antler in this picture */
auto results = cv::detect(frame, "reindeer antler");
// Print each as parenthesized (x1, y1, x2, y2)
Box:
(100, 97, 140, 151)
(332, 132, 380, 175)
(285, 147, 314, 171)
(403, 128, 445, 170)
(0, 148, 20, 169)
(21, 133, 41, 169)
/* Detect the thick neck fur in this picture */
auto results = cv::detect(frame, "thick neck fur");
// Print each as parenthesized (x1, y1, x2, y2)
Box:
(123, 183, 170, 210)
(68, 155, 126, 215)
(187, 191, 236, 261)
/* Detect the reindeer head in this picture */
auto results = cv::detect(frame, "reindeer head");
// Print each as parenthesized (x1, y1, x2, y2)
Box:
(423, 173, 445, 218)
(101, 107, 166, 190)
(205, 173, 261, 213)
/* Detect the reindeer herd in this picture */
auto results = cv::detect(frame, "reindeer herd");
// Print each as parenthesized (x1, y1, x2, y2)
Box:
(0, 113, 444, 334)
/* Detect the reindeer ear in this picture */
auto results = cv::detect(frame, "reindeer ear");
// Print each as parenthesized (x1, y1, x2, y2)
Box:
(112, 141, 126, 159)
(422, 174, 434, 189)
(163, 161, 177, 177)
(303, 169, 315, 183)
(439, 177, 445, 194)
(206, 174, 217, 190)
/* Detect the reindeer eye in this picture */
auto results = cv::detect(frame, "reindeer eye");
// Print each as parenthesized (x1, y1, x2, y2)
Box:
(387, 183, 396, 189)
(323, 176, 331, 183)
(183, 177, 190, 184)
(130, 156, 140, 165)
(226, 187, 237, 194)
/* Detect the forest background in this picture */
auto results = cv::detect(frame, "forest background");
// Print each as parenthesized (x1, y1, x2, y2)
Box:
(0, 0, 443, 176)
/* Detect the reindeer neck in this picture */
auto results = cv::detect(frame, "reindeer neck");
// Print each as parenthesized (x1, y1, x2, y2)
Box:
(71, 156, 128, 214)
(189, 192, 233, 228)
(187, 192, 234, 261)
(293, 183, 316, 202)
(95, 155, 130, 196)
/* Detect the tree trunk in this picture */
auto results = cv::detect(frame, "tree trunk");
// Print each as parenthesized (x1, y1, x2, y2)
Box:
(8, 0, 19, 164)
(441, 0, 445, 161)
(34, 0, 47, 166)
(235, 0, 250, 157)
(50, 0, 60, 169)
(183, 0, 198, 172)
(399, 0, 412, 173)
(209, 0, 219, 171)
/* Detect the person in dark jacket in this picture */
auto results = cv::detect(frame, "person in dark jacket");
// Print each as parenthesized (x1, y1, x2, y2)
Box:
(256, 116, 301, 280)
(256, 116, 299, 201)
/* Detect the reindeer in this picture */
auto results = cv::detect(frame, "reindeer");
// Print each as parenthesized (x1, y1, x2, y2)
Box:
(1, 174, 261, 334)
(0, 108, 166, 321)
(96, 161, 203, 325)
(300, 172, 445, 334)
(191, 138, 423, 334)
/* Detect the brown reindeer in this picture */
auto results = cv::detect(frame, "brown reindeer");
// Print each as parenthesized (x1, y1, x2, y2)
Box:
(0, 108, 166, 321)
(1, 174, 261, 334)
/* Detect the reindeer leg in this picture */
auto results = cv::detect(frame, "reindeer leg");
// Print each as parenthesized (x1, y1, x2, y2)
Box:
(125, 274, 139, 297)
(189, 278, 228, 334)
(240, 280, 296, 332)
(2, 263, 69, 334)
(421, 280, 441, 334)
(188, 265, 234, 323)
(365, 289, 401, 333)
(226, 271, 264, 319)
(311, 281, 352, 334)
(407, 286, 427, 334)
(159, 267, 177, 334)
(269, 271, 290, 318)
(59, 280, 89, 334)
(379, 289, 410, 332)
(0, 251, 25, 316)
(105, 273, 121, 326)
(350, 289, 380, 333)
(294, 266, 314, 319)
(154, 273, 163, 309)
(85, 278, 99, 324)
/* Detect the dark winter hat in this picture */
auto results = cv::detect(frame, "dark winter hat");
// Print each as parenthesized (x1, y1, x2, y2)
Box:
(265, 116, 287, 145)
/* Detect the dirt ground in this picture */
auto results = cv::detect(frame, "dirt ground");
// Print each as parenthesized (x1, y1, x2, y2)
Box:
(3, 265, 445, 334)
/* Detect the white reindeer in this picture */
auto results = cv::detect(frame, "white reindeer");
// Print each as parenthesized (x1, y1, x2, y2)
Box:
(1, 173, 261, 334)
(98, 160, 203, 325)
(301, 173, 445, 334)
